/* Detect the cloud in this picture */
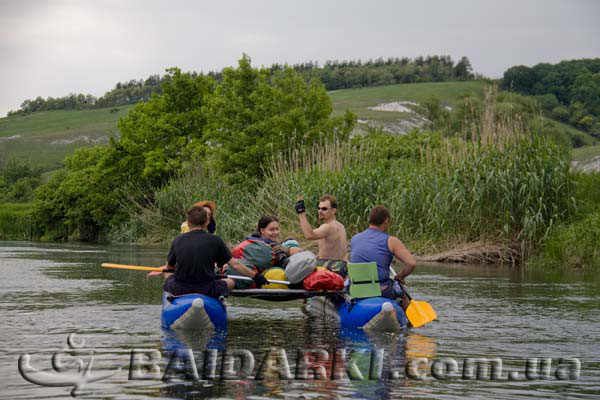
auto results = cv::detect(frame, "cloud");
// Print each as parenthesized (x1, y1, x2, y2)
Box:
(1, 0, 599, 116)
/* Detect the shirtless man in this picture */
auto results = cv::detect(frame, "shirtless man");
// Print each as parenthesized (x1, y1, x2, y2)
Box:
(295, 195, 348, 276)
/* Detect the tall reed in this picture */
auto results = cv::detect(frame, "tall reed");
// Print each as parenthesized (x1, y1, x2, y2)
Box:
(255, 85, 573, 260)
(110, 167, 262, 243)
(0, 203, 34, 240)
(116, 85, 573, 262)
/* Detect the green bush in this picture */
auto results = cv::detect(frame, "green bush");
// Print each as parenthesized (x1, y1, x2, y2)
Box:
(0, 203, 35, 240)
(535, 94, 560, 112)
(552, 106, 570, 122)
(0, 158, 43, 202)
(34, 56, 354, 240)
(351, 130, 443, 162)
(571, 172, 600, 218)
(532, 211, 600, 269)
(528, 172, 600, 269)
(109, 166, 262, 243)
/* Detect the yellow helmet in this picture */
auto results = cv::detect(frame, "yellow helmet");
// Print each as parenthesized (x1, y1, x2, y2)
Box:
(262, 267, 288, 289)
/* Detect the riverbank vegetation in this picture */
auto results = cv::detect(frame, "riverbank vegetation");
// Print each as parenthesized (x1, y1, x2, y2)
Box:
(4, 54, 599, 268)
(528, 172, 600, 269)
(0, 158, 42, 203)
(113, 86, 575, 265)
(0, 202, 33, 240)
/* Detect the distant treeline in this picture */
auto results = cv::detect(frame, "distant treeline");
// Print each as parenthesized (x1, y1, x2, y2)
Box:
(233, 55, 474, 90)
(501, 58, 600, 137)
(8, 75, 163, 116)
(8, 55, 475, 116)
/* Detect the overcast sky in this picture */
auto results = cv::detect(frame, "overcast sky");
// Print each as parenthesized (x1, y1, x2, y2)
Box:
(1, 0, 599, 117)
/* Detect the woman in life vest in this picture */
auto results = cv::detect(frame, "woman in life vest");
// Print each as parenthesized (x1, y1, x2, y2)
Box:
(247, 215, 303, 266)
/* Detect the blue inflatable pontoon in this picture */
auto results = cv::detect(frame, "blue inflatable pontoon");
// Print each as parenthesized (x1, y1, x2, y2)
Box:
(161, 292, 227, 331)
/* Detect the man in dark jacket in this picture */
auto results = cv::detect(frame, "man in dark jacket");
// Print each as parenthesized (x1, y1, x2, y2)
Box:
(162, 205, 267, 298)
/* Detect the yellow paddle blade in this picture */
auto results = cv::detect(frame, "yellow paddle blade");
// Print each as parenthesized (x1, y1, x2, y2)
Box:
(405, 299, 437, 328)
(101, 263, 163, 272)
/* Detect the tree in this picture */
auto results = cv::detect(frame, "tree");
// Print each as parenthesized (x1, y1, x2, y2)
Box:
(33, 146, 123, 240)
(571, 70, 600, 117)
(535, 93, 560, 112)
(454, 57, 474, 80)
(0, 158, 42, 202)
(421, 96, 450, 129)
(500, 65, 537, 93)
(32, 68, 215, 239)
(204, 55, 354, 181)
(117, 67, 214, 185)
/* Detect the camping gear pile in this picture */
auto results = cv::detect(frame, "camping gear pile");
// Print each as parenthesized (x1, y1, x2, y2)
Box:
(226, 239, 344, 291)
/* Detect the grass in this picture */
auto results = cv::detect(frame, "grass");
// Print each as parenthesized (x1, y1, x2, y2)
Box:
(256, 131, 571, 262)
(0, 106, 133, 138)
(571, 144, 600, 162)
(0, 202, 34, 240)
(554, 120, 596, 145)
(530, 210, 600, 270)
(107, 167, 262, 244)
(0, 139, 95, 171)
(527, 172, 600, 270)
(0, 106, 133, 170)
(329, 80, 485, 118)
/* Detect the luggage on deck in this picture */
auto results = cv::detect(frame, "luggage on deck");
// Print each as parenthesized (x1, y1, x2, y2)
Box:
(285, 251, 317, 284)
(224, 258, 256, 289)
(232, 240, 273, 271)
(316, 259, 348, 278)
(302, 267, 344, 291)
(262, 267, 288, 289)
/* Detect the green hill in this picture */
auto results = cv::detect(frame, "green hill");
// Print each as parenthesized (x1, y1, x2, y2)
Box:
(0, 80, 596, 172)
(330, 80, 484, 134)
(330, 80, 484, 114)
(0, 105, 133, 170)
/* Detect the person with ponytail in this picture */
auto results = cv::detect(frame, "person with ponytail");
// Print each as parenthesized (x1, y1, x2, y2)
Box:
(181, 200, 217, 234)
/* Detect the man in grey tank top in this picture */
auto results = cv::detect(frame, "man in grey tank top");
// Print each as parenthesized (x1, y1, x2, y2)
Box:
(350, 205, 416, 308)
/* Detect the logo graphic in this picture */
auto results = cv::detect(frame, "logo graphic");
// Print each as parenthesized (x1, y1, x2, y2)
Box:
(18, 333, 120, 397)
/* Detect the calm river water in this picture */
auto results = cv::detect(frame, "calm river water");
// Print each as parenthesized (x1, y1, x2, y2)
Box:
(1, 240, 599, 399)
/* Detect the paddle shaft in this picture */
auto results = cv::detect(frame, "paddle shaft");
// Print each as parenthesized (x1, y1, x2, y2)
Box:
(101, 263, 290, 285)
(389, 266, 412, 300)
(216, 274, 290, 286)
(102, 263, 163, 272)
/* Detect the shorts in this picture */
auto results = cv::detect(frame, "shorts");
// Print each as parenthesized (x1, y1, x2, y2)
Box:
(164, 276, 230, 298)
(316, 259, 348, 278)
(380, 279, 404, 300)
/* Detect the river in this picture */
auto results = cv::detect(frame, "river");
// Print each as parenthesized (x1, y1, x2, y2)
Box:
(1, 241, 599, 399)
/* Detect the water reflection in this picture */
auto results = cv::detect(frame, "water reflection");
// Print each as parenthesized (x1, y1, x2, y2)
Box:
(1, 241, 599, 399)
(155, 319, 439, 400)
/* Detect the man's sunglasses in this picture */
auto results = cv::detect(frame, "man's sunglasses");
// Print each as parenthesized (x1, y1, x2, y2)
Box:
(318, 207, 330, 211)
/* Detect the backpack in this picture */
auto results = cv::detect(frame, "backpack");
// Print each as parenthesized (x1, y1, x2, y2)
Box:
(302, 267, 345, 291)
(232, 240, 273, 271)
(285, 251, 317, 284)
(225, 258, 256, 289)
